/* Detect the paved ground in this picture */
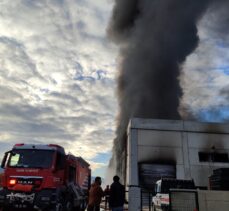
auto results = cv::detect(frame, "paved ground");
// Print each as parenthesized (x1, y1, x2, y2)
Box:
(100, 201, 128, 211)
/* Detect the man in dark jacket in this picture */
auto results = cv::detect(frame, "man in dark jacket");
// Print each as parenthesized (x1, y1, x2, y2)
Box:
(109, 175, 125, 211)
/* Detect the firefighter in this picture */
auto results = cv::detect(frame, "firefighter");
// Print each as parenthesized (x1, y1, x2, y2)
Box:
(87, 177, 104, 211)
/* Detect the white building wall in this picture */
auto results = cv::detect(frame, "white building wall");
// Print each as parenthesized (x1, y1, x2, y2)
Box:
(198, 190, 229, 211)
(127, 128, 141, 211)
(127, 118, 229, 190)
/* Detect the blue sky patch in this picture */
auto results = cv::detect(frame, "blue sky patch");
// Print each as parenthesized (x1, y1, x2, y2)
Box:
(216, 66, 229, 75)
(92, 152, 111, 163)
(198, 107, 229, 122)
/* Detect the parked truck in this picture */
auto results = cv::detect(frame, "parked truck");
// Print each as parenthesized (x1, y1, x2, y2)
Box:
(152, 178, 196, 211)
(0, 143, 91, 211)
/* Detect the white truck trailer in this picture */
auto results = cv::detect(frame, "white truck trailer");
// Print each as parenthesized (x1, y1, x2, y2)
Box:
(126, 118, 229, 210)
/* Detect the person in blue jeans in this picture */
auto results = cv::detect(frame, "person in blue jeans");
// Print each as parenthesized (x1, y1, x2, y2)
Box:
(109, 175, 125, 211)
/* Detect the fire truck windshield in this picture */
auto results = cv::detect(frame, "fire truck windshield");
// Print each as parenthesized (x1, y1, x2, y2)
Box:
(8, 149, 54, 169)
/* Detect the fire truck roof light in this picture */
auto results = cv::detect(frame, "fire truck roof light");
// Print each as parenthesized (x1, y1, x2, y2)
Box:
(14, 143, 24, 147)
(48, 144, 62, 148)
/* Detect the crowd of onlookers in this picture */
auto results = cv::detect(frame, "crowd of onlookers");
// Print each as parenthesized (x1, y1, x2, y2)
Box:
(87, 175, 126, 211)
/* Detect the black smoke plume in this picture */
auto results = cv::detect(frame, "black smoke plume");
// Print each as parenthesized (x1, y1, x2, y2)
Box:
(107, 0, 229, 178)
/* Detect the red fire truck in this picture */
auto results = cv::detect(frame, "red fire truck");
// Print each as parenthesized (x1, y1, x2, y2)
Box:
(0, 143, 91, 211)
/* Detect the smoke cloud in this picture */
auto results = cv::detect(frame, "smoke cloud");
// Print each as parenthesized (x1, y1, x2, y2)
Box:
(107, 0, 229, 177)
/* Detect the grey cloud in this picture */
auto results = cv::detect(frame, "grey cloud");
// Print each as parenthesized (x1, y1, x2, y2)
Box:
(179, 1, 229, 120)
(0, 0, 117, 172)
(0, 103, 54, 120)
(96, 95, 116, 112)
(0, 37, 44, 81)
(90, 129, 114, 141)
(0, 86, 24, 101)
(220, 86, 229, 101)
(206, 1, 229, 38)
(0, 121, 63, 134)
(76, 21, 86, 30)
(49, 91, 81, 105)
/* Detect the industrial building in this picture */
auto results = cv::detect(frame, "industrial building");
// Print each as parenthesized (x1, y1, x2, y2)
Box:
(126, 118, 229, 210)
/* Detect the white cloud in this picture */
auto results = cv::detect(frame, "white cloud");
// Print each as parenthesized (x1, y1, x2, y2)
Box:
(0, 0, 118, 176)
(180, 6, 229, 120)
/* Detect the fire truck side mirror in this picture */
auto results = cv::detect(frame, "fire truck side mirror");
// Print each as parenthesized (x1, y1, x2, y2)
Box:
(1, 151, 10, 169)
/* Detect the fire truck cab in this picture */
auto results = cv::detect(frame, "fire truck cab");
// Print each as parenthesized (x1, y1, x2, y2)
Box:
(0, 143, 91, 211)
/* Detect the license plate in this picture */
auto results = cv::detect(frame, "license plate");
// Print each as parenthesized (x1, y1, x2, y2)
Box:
(14, 204, 28, 208)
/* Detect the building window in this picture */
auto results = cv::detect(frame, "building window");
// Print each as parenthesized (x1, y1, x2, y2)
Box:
(199, 152, 229, 163)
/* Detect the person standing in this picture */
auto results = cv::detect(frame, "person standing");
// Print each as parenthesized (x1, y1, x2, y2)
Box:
(87, 176, 104, 211)
(109, 175, 125, 211)
(104, 185, 110, 210)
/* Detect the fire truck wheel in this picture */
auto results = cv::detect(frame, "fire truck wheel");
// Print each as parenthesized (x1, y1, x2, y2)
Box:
(56, 203, 63, 211)
(65, 201, 73, 211)
(75, 201, 85, 211)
